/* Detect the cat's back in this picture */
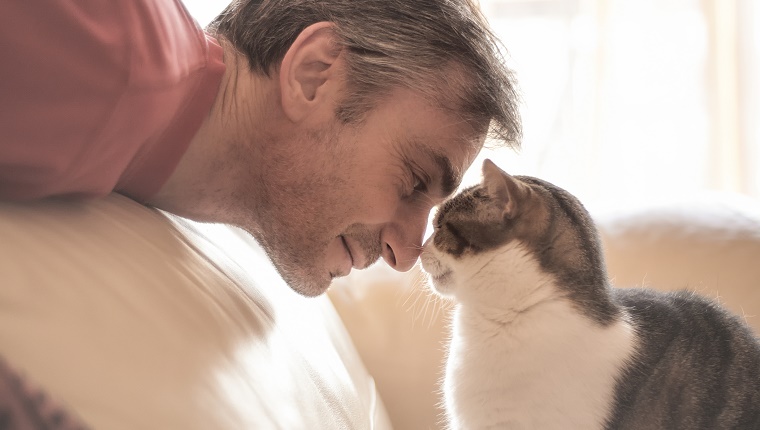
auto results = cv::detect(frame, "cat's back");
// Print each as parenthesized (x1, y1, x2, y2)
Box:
(607, 287, 760, 429)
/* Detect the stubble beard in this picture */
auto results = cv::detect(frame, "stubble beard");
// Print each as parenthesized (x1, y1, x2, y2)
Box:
(242, 124, 353, 297)
(237, 120, 388, 296)
(241, 169, 386, 296)
(249, 176, 344, 297)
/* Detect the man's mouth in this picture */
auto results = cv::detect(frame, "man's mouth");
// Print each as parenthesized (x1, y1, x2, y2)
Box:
(340, 235, 354, 268)
(338, 231, 381, 272)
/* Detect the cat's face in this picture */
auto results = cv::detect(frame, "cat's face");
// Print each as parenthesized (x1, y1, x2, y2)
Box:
(422, 160, 614, 323)
(421, 159, 608, 311)
(420, 160, 552, 304)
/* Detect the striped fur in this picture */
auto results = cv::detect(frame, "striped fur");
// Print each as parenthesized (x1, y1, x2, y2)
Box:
(420, 159, 760, 429)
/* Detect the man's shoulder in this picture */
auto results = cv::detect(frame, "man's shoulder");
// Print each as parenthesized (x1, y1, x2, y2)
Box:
(0, 0, 217, 201)
(120, 0, 212, 88)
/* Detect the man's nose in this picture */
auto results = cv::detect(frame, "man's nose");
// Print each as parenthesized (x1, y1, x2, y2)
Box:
(380, 206, 430, 272)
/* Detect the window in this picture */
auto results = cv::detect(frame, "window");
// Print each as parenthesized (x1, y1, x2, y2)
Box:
(184, 0, 760, 205)
(472, 0, 759, 208)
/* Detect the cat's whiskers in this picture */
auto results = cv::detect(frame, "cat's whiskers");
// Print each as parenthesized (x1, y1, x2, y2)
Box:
(401, 270, 428, 327)
(395, 245, 425, 269)
(404, 266, 453, 330)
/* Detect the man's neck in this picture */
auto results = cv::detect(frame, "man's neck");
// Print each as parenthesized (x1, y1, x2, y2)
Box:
(146, 42, 272, 224)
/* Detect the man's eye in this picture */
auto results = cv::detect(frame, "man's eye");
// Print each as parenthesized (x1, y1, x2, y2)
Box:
(412, 175, 427, 193)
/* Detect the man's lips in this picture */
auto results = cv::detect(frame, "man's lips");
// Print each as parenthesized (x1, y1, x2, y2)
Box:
(329, 236, 353, 279)
(341, 235, 368, 269)
(340, 235, 354, 269)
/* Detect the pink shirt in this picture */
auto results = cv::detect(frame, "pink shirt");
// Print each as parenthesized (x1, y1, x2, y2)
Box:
(0, 0, 226, 202)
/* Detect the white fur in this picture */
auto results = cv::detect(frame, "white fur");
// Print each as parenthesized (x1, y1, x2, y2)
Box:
(421, 241, 638, 430)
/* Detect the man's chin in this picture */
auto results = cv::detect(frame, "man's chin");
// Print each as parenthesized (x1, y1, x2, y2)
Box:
(292, 283, 331, 298)
(253, 237, 339, 297)
(277, 268, 333, 298)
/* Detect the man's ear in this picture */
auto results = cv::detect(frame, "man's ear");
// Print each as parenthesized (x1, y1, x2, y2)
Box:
(279, 22, 343, 123)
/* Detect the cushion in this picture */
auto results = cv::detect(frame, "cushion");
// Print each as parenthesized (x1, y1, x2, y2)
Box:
(0, 194, 391, 429)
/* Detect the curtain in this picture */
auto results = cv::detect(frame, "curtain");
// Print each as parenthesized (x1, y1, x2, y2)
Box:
(184, 0, 760, 205)
(475, 0, 760, 207)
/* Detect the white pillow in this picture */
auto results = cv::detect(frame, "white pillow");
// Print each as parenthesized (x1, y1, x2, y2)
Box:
(0, 194, 391, 430)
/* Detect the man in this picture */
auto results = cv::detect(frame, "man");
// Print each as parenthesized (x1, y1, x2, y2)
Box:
(0, 0, 521, 297)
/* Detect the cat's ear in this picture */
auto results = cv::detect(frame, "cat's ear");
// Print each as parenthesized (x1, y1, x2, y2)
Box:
(482, 159, 524, 219)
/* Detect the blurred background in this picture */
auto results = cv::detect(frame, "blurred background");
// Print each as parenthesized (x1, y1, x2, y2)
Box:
(184, 0, 759, 258)
(472, 0, 760, 208)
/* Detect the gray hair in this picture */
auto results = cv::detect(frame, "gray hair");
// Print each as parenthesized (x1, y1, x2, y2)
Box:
(208, 0, 521, 145)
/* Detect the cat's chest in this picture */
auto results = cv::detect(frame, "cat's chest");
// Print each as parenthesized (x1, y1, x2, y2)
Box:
(444, 300, 636, 430)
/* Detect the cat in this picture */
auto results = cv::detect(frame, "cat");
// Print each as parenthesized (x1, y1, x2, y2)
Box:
(420, 159, 760, 430)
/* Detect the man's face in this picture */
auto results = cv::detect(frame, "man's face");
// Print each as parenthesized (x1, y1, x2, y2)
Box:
(249, 87, 485, 296)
